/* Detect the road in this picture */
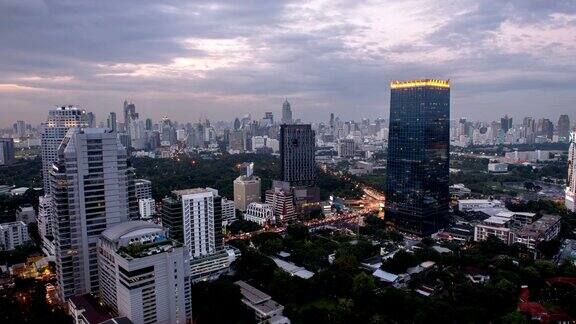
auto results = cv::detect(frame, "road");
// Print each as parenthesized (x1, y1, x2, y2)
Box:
(225, 164, 386, 241)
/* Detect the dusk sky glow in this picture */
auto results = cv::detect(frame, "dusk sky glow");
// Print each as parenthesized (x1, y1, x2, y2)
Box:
(1, 0, 576, 126)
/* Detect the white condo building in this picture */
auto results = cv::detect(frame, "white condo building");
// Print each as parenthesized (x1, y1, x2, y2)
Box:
(98, 221, 191, 324)
(161, 188, 238, 282)
(51, 128, 131, 300)
(0, 221, 30, 251)
(138, 198, 156, 219)
(566, 132, 576, 212)
(37, 195, 55, 256)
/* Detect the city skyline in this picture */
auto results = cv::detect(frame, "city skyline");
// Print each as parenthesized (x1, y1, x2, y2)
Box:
(2, 1, 576, 126)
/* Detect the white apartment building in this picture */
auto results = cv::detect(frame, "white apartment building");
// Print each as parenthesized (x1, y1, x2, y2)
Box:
(221, 197, 236, 226)
(37, 195, 55, 256)
(138, 198, 156, 219)
(134, 179, 153, 200)
(98, 221, 191, 324)
(0, 221, 30, 251)
(244, 203, 275, 226)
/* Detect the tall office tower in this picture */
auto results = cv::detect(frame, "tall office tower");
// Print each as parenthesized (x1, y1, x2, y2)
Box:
(98, 221, 191, 324)
(263, 112, 274, 126)
(501, 115, 513, 133)
(558, 114, 571, 141)
(566, 132, 576, 212)
(280, 124, 316, 187)
(37, 195, 55, 256)
(329, 113, 335, 130)
(385, 79, 450, 235)
(106, 112, 117, 132)
(41, 106, 88, 193)
(233, 118, 241, 131)
(0, 138, 15, 166)
(51, 128, 131, 300)
(87, 112, 96, 128)
(145, 118, 153, 131)
(539, 118, 554, 139)
(15, 120, 26, 137)
(130, 118, 147, 150)
(281, 99, 293, 124)
(161, 188, 233, 282)
(123, 100, 138, 133)
(228, 130, 245, 152)
(160, 117, 176, 146)
(233, 165, 261, 212)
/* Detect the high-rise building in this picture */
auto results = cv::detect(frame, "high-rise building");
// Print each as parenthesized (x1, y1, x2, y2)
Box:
(37, 195, 55, 256)
(385, 79, 450, 235)
(228, 130, 245, 153)
(265, 187, 296, 223)
(337, 138, 355, 158)
(233, 174, 261, 212)
(41, 106, 88, 193)
(280, 124, 316, 187)
(558, 114, 571, 141)
(160, 188, 235, 282)
(87, 112, 96, 128)
(0, 138, 15, 166)
(501, 115, 513, 133)
(0, 221, 30, 251)
(138, 198, 156, 219)
(106, 112, 117, 132)
(123, 100, 138, 133)
(134, 179, 153, 200)
(566, 132, 576, 212)
(98, 221, 191, 323)
(221, 197, 236, 226)
(14, 120, 26, 137)
(281, 99, 293, 124)
(51, 128, 131, 300)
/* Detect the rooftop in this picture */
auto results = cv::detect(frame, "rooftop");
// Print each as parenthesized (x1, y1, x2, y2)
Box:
(172, 187, 217, 197)
(101, 221, 163, 242)
(390, 79, 450, 89)
(69, 294, 114, 324)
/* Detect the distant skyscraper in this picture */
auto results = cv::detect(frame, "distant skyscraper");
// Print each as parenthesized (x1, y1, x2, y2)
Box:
(501, 115, 512, 133)
(566, 132, 576, 212)
(98, 221, 192, 323)
(558, 114, 571, 141)
(0, 138, 15, 166)
(15, 120, 26, 137)
(385, 79, 450, 235)
(145, 118, 153, 131)
(41, 106, 88, 193)
(51, 128, 131, 300)
(106, 112, 117, 132)
(280, 124, 316, 187)
(87, 112, 96, 128)
(263, 112, 274, 125)
(281, 99, 293, 124)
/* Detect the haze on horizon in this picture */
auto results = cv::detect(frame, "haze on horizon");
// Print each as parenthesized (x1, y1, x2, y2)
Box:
(1, 0, 576, 127)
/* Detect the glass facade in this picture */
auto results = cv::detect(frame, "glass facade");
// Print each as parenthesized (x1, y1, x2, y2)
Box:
(385, 80, 450, 235)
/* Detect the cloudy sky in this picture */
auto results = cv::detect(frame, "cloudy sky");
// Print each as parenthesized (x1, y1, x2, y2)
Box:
(1, 0, 576, 127)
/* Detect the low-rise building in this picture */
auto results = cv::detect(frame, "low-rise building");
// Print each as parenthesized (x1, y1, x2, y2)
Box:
(488, 162, 508, 173)
(458, 199, 504, 212)
(265, 188, 296, 223)
(511, 215, 561, 250)
(244, 202, 275, 226)
(16, 206, 36, 224)
(235, 280, 290, 323)
(0, 221, 30, 251)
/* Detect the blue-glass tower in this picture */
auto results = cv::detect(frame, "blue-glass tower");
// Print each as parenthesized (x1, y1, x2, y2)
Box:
(385, 79, 450, 235)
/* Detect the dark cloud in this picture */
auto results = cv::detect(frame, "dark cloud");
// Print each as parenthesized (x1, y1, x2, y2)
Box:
(0, 0, 575, 126)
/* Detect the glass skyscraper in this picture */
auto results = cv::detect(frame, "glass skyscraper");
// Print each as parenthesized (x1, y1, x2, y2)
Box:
(385, 79, 450, 235)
